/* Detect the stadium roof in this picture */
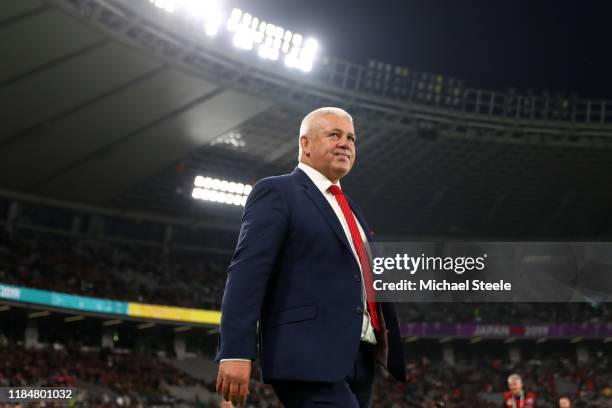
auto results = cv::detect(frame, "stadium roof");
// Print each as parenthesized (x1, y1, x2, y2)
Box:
(1, 0, 612, 239)
(237, 0, 612, 99)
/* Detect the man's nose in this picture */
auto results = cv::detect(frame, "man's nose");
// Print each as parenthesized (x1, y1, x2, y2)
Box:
(336, 143, 351, 154)
(337, 135, 351, 148)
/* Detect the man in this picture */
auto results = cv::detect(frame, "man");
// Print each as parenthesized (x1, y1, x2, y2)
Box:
(503, 374, 536, 408)
(216, 107, 406, 407)
(558, 396, 571, 408)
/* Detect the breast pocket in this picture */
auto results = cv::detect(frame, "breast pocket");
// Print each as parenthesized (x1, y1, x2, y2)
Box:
(265, 304, 317, 327)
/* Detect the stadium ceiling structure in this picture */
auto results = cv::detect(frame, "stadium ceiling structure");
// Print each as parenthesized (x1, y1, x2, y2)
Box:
(1, 0, 612, 239)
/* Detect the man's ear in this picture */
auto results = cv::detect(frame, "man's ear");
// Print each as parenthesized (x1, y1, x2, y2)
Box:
(300, 135, 311, 156)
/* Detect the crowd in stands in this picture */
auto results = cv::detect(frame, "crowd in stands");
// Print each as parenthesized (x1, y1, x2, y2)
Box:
(2, 196, 612, 324)
(1, 226, 612, 324)
(0, 338, 202, 407)
(0, 337, 282, 407)
(370, 350, 612, 408)
(0, 230, 227, 309)
(221, 348, 612, 408)
(1, 335, 610, 408)
(397, 302, 612, 325)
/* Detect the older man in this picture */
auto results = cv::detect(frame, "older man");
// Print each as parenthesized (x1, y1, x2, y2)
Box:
(503, 374, 536, 408)
(216, 107, 405, 407)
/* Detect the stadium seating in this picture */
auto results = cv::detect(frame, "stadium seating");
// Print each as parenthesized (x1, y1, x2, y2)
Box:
(1, 335, 610, 407)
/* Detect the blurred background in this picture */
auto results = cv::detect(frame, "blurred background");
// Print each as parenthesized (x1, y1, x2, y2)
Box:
(1, 0, 611, 406)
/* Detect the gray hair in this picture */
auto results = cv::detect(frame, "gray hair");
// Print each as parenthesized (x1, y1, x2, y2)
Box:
(299, 107, 353, 138)
(298, 107, 353, 158)
(507, 374, 522, 383)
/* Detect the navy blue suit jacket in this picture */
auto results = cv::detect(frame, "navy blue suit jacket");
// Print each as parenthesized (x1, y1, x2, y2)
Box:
(216, 167, 405, 383)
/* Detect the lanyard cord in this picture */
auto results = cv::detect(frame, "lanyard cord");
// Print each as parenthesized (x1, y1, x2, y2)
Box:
(512, 391, 525, 408)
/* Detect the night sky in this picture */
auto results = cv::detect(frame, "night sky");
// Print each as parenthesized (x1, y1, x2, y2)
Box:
(232, 0, 611, 99)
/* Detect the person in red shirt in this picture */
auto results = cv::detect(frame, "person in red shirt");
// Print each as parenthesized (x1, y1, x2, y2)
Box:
(503, 374, 536, 408)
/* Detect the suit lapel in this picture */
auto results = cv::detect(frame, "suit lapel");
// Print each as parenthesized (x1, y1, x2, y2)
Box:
(345, 194, 372, 243)
(293, 168, 354, 256)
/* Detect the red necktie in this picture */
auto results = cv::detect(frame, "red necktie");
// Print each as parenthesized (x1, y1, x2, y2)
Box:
(328, 184, 381, 332)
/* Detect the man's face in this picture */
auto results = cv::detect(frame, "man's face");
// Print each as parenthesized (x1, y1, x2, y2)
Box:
(559, 398, 571, 408)
(301, 114, 356, 182)
(508, 378, 522, 395)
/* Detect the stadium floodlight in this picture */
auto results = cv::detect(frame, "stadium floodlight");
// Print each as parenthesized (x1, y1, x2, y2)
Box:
(233, 25, 255, 50)
(226, 8, 318, 71)
(226, 8, 242, 31)
(147, 2, 319, 71)
(177, 0, 223, 36)
(150, 0, 223, 36)
(284, 37, 317, 72)
(192, 175, 251, 206)
(149, 0, 175, 13)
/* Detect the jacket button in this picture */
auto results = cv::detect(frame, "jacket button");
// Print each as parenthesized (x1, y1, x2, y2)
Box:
(354, 275, 361, 282)
(355, 306, 363, 314)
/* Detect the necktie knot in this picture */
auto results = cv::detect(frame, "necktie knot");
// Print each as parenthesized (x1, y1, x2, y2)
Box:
(327, 184, 343, 196)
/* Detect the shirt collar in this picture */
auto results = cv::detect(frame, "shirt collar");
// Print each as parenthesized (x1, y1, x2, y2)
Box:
(297, 162, 341, 194)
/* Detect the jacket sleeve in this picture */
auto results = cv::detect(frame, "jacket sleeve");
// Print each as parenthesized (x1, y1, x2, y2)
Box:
(216, 179, 289, 361)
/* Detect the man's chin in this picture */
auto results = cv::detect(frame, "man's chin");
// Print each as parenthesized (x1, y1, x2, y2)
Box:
(332, 165, 351, 179)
